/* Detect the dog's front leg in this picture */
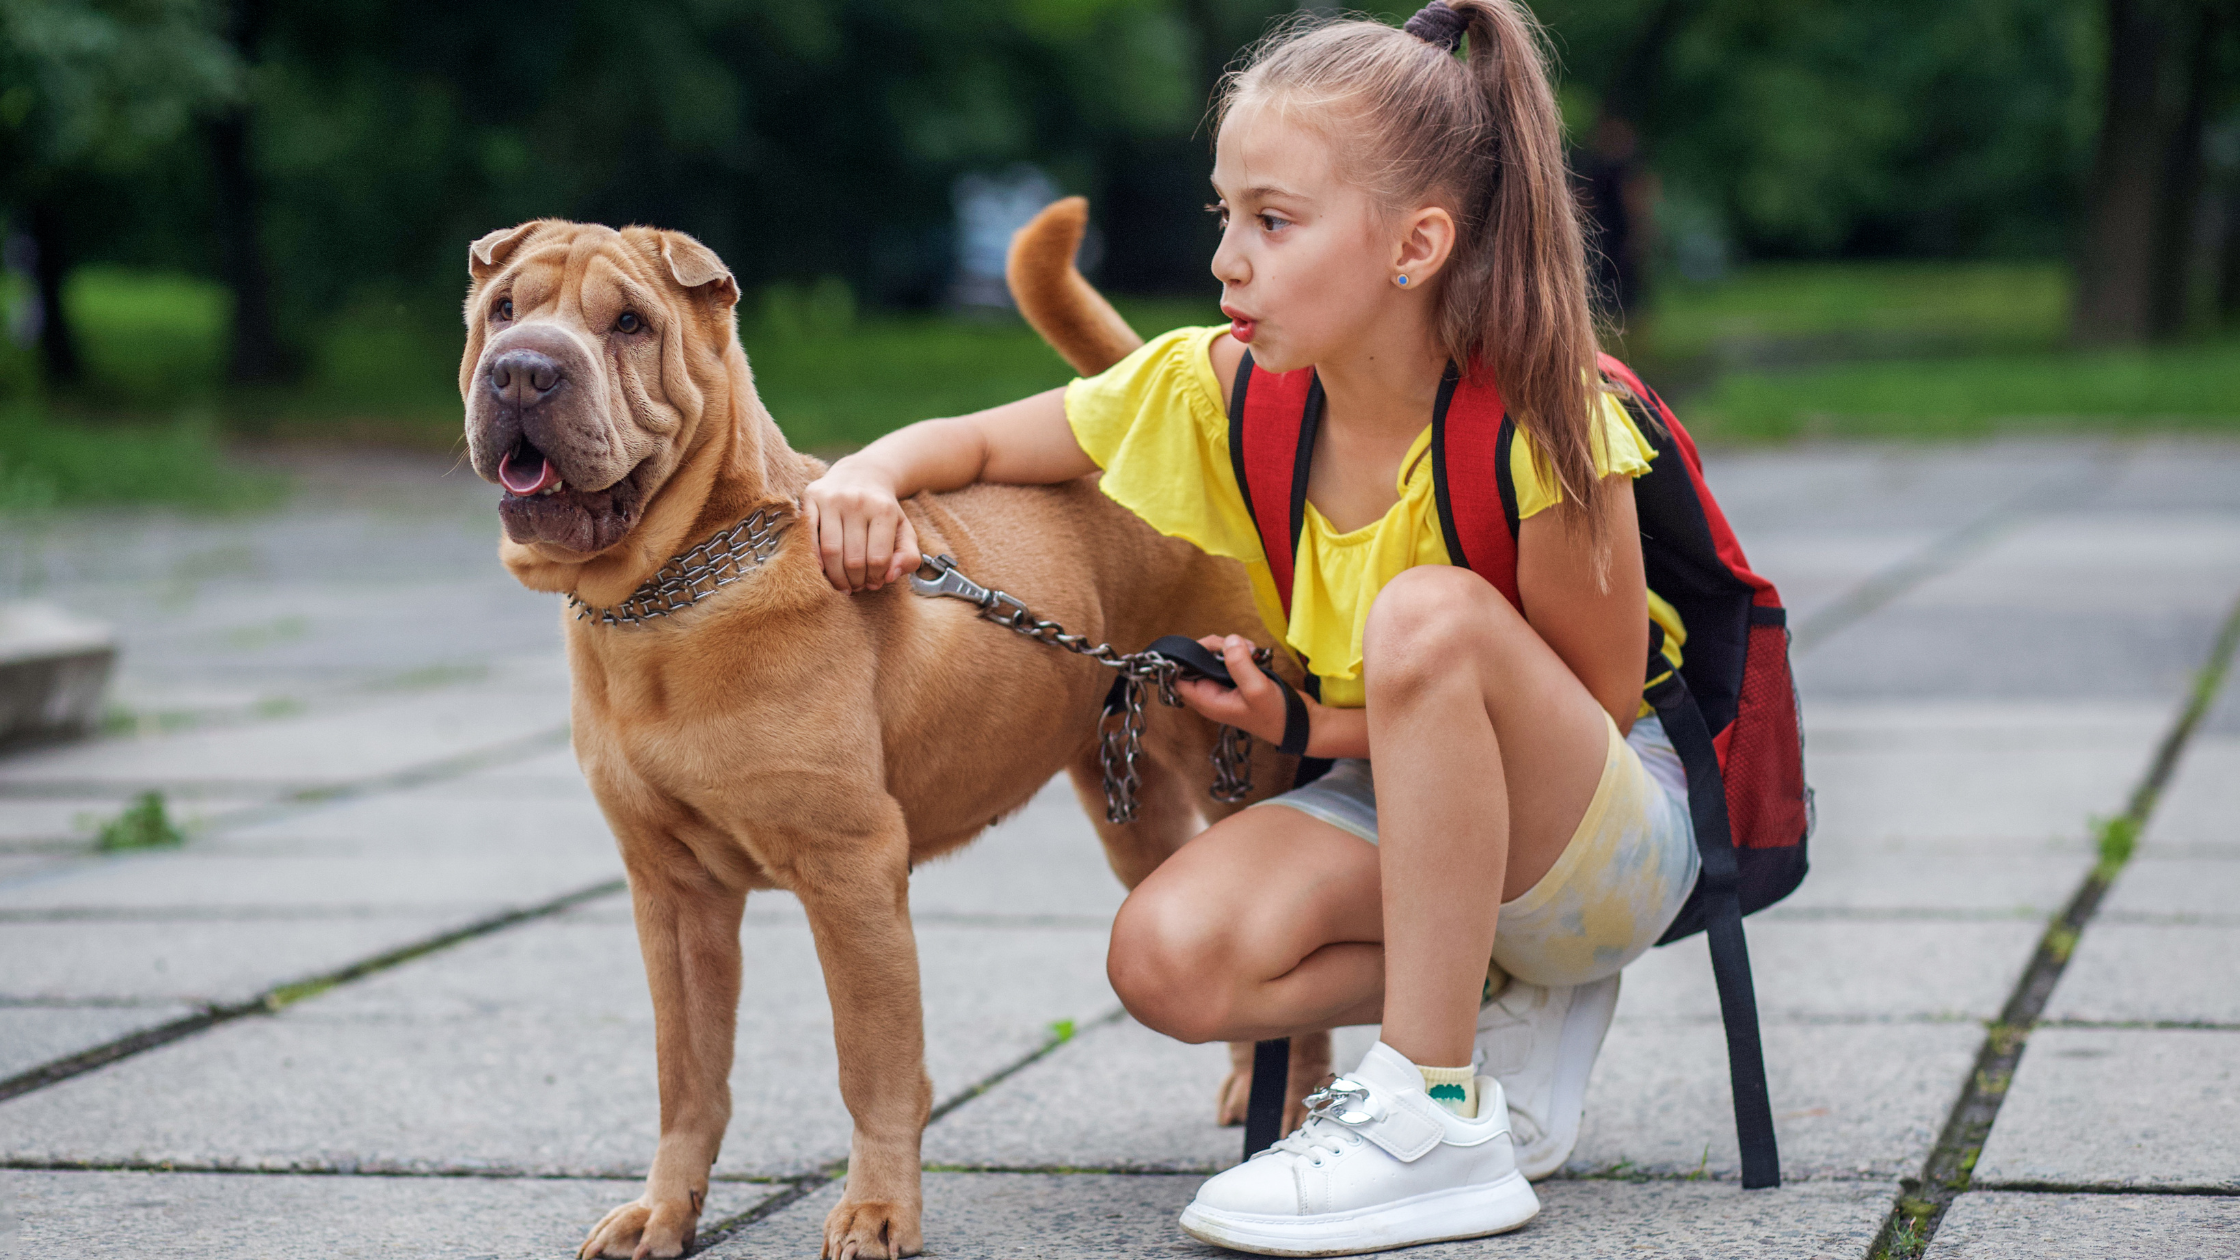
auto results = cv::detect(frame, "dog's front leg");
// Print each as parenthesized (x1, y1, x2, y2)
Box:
(582, 862, 746, 1260)
(793, 827, 930, 1260)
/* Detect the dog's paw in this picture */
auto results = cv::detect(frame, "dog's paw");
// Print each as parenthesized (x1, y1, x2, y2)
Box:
(1216, 1033, 1334, 1131)
(579, 1195, 698, 1260)
(1285, 1029, 1334, 1134)
(821, 1197, 922, 1259)
(1214, 1041, 1254, 1126)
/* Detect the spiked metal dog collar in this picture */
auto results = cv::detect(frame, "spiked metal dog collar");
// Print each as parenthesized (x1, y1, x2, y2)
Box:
(567, 507, 789, 626)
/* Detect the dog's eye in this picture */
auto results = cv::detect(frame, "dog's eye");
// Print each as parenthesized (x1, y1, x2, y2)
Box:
(615, 312, 642, 334)
(494, 298, 514, 323)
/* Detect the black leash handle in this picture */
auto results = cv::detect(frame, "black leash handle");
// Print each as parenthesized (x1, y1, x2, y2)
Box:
(1141, 635, 1312, 757)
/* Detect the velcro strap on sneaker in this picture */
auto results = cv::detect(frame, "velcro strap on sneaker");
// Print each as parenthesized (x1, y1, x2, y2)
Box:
(1350, 1090, 1447, 1163)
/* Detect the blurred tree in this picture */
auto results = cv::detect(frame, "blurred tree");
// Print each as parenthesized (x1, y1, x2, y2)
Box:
(208, 0, 283, 381)
(0, 0, 238, 384)
(2072, 0, 2236, 344)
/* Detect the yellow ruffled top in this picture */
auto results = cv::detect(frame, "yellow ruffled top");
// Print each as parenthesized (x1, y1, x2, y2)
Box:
(1064, 325, 1683, 708)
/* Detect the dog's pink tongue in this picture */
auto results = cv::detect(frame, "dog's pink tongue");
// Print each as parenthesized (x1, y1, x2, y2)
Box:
(500, 448, 559, 496)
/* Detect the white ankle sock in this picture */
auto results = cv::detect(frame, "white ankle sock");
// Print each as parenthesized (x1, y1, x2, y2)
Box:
(1418, 1063, 1478, 1118)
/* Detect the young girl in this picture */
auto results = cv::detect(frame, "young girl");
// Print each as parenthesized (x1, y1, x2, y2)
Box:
(804, 1, 1698, 1252)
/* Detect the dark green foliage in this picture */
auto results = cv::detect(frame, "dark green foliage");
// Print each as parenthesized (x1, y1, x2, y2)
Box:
(1536, 0, 2099, 260)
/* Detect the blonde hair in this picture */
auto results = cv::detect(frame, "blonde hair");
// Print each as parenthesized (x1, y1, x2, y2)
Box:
(1219, 0, 1606, 529)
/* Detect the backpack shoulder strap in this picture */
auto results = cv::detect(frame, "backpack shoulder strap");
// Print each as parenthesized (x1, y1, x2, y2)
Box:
(1429, 365, 1522, 608)
(1226, 351, 1321, 617)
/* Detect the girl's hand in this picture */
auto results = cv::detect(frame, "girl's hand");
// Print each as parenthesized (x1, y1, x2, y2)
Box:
(1172, 634, 1304, 746)
(802, 458, 921, 593)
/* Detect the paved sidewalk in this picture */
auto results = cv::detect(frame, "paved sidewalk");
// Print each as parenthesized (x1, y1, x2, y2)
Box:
(2, 440, 2236, 1258)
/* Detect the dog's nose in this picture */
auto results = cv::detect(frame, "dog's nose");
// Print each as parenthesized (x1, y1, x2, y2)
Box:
(488, 349, 562, 408)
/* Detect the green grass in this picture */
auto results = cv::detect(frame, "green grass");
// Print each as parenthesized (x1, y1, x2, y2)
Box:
(1682, 336, 2240, 441)
(1636, 261, 2069, 362)
(7, 259, 2236, 484)
(0, 402, 285, 512)
(64, 268, 234, 408)
(749, 297, 1218, 453)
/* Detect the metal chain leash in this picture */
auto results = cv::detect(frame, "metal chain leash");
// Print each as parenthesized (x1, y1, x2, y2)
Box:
(911, 553, 1269, 822)
(568, 508, 789, 626)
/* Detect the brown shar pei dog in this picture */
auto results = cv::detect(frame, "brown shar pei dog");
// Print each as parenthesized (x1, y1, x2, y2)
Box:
(457, 207, 1328, 1260)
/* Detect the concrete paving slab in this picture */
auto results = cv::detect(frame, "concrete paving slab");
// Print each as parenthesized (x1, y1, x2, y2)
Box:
(909, 775, 1127, 921)
(0, 847, 620, 913)
(2143, 738, 2240, 848)
(2096, 438, 2240, 515)
(0, 679, 567, 792)
(1568, 1020, 1983, 1181)
(922, 1013, 1979, 1183)
(0, 912, 470, 1003)
(0, 1168, 778, 1260)
(1800, 703, 2163, 843)
(0, 904, 1114, 1179)
(1703, 442, 2107, 540)
(1618, 919, 2043, 1023)
(1924, 1189, 2240, 1260)
(1771, 837, 2088, 917)
(2043, 924, 2240, 1025)
(0, 853, 74, 886)
(705, 1168, 1893, 1259)
(1797, 605, 2220, 702)
(922, 1016, 1236, 1172)
(0, 1004, 194, 1080)
(2100, 854, 2240, 919)
(1901, 515, 2240, 616)
(1735, 531, 1932, 627)
(1974, 1028, 2240, 1190)
(199, 784, 612, 856)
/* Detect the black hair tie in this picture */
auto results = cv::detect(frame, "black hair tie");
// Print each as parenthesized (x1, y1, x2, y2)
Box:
(1403, 2, 1468, 51)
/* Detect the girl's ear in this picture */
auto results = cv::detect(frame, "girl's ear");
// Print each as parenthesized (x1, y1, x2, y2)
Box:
(1392, 206, 1458, 283)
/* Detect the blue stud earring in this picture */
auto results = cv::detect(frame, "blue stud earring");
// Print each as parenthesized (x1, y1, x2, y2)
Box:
(1395, 274, 1409, 287)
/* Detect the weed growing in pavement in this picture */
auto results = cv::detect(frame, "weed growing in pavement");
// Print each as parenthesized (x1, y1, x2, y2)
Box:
(2092, 814, 2139, 879)
(1047, 1019, 1076, 1044)
(96, 791, 185, 850)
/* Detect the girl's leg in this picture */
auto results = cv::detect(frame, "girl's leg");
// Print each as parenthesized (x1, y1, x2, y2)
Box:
(1363, 565, 1614, 1069)
(1109, 803, 1386, 1044)
(1110, 565, 1616, 1057)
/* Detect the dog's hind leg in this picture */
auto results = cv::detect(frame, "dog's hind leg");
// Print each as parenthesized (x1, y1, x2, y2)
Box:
(1065, 742, 1202, 892)
(582, 848, 746, 1260)
(1066, 746, 1335, 1135)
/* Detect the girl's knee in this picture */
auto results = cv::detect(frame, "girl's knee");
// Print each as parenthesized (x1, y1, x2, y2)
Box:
(1363, 566, 1517, 696)
(1108, 887, 1238, 1044)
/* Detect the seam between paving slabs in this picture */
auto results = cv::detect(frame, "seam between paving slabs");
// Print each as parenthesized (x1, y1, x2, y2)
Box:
(3, 1006, 1126, 1250)
(0, 878, 624, 1104)
(687, 1009, 1129, 1251)
(1868, 589, 2240, 1260)
(1790, 449, 2117, 654)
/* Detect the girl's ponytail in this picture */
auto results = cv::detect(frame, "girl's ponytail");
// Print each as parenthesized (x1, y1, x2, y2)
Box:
(1444, 0, 1602, 534)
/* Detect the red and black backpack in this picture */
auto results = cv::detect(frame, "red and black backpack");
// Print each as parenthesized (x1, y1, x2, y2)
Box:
(1227, 349, 1810, 1189)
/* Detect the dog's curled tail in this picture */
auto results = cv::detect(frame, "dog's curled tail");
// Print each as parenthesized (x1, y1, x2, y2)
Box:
(1006, 197, 1145, 377)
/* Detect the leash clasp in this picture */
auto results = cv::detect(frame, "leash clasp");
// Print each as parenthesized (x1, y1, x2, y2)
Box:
(909, 554, 989, 604)
(909, 554, 1027, 621)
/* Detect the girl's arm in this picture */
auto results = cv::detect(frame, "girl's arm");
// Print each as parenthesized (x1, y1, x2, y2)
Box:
(1518, 475, 1650, 734)
(802, 387, 1095, 592)
(1174, 475, 1647, 756)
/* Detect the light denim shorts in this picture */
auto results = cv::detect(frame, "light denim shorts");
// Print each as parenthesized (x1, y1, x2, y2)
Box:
(1252, 713, 1700, 987)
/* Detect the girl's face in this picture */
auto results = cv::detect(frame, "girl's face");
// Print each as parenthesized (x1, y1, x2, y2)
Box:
(1210, 99, 1422, 374)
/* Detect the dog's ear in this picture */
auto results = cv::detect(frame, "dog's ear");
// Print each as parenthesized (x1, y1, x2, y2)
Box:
(469, 222, 545, 284)
(659, 232, 740, 310)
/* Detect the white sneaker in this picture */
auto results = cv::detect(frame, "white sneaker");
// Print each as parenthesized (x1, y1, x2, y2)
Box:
(1473, 973, 1621, 1180)
(1178, 1041, 1539, 1256)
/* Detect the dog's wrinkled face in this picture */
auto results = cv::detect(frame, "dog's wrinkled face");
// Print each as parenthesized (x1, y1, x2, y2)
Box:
(459, 221, 739, 559)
